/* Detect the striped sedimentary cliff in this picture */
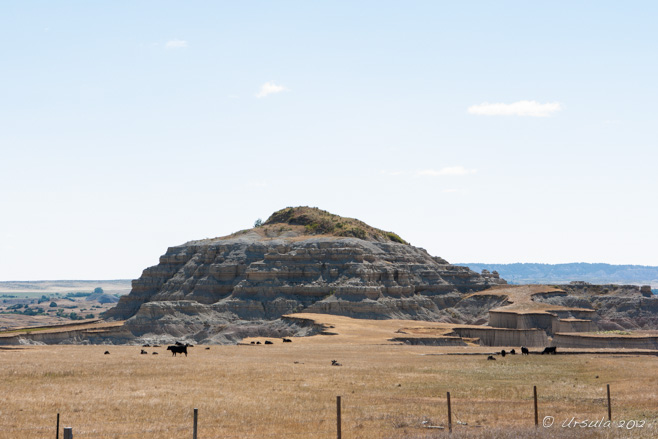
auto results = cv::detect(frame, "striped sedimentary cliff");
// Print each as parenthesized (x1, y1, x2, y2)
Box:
(102, 208, 506, 342)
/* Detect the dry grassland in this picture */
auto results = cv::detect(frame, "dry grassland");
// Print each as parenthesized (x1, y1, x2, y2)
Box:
(1, 317, 657, 439)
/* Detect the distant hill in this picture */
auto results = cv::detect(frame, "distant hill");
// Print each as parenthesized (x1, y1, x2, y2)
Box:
(457, 263, 658, 289)
(0, 280, 132, 297)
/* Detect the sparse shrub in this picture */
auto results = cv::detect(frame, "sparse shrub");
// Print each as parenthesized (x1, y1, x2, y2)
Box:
(386, 232, 405, 244)
(305, 219, 335, 234)
(49, 302, 57, 307)
(305, 222, 319, 233)
(339, 227, 366, 239)
(254, 218, 263, 228)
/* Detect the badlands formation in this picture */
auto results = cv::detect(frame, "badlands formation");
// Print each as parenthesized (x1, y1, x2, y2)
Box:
(2, 207, 657, 348)
(102, 207, 507, 343)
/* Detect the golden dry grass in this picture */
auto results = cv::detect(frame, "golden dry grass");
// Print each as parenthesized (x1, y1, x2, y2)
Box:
(465, 285, 591, 313)
(1, 317, 658, 439)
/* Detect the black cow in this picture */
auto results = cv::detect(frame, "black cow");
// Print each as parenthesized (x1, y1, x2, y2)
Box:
(265, 340, 273, 345)
(331, 360, 342, 366)
(521, 347, 529, 355)
(167, 345, 188, 357)
(152, 352, 158, 355)
(104, 351, 110, 355)
(140, 349, 148, 355)
(510, 349, 516, 355)
(541, 347, 557, 355)
(283, 338, 292, 343)
(487, 355, 496, 361)
(501, 350, 506, 357)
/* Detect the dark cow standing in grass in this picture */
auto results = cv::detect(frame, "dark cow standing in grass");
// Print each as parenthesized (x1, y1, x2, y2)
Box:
(541, 347, 557, 355)
(521, 347, 530, 355)
(167, 344, 189, 357)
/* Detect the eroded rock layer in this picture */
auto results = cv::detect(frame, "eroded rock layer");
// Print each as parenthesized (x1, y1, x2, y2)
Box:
(104, 215, 506, 342)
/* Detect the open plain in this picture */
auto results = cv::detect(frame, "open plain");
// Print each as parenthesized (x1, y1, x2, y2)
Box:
(1, 315, 657, 439)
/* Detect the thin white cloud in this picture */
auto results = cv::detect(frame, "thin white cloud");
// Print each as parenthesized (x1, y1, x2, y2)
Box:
(442, 188, 460, 193)
(468, 100, 562, 117)
(256, 81, 289, 98)
(165, 39, 188, 49)
(417, 166, 477, 176)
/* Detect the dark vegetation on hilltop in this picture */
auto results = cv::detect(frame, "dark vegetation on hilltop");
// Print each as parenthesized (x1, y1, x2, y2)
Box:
(261, 206, 408, 244)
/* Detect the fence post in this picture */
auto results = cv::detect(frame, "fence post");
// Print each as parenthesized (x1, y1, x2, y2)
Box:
(447, 391, 452, 433)
(607, 384, 612, 421)
(534, 386, 538, 427)
(63, 427, 73, 439)
(56, 413, 60, 439)
(193, 408, 198, 439)
(336, 396, 342, 439)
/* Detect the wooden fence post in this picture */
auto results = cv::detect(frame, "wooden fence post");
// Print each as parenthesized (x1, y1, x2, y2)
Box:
(534, 386, 538, 427)
(63, 427, 73, 439)
(56, 413, 60, 439)
(336, 396, 342, 439)
(607, 384, 612, 421)
(193, 408, 198, 439)
(447, 391, 452, 433)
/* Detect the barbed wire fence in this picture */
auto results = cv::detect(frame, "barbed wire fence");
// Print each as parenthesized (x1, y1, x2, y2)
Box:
(3, 383, 626, 439)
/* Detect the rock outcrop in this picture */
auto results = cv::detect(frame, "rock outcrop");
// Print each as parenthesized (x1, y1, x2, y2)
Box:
(103, 207, 506, 342)
(532, 282, 658, 331)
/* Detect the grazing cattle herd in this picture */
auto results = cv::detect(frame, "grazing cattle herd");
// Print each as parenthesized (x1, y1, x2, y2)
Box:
(488, 346, 557, 360)
(122, 338, 559, 362)
(128, 338, 296, 357)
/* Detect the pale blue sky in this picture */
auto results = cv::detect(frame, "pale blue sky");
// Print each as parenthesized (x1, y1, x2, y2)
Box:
(1, 1, 657, 280)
